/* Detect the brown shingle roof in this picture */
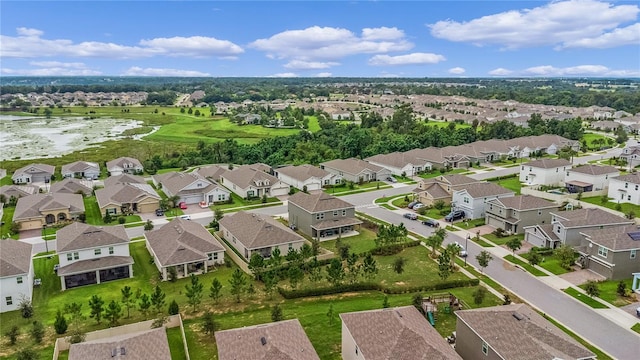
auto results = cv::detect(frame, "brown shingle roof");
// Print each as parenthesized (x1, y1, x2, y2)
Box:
(340, 306, 461, 360)
(49, 178, 93, 196)
(0, 240, 32, 277)
(526, 158, 572, 169)
(457, 182, 513, 198)
(491, 195, 556, 211)
(145, 218, 224, 267)
(56, 223, 129, 252)
(13, 163, 55, 177)
(13, 193, 84, 221)
(95, 183, 160, 208)
(215, 319, 320, 360)
(221, 165, 280, 189)
(569, 164, 619, 176)
(68, 327, 170, 360)
(612, 172, 640, 184)
(103, 174, 146, 187)
(0, 184, 40, 199)
(153, 171, 219, 196)
(321, 158, 384, 175)
(288, 192, 355, 213)
(194, 164, 228, 181)
(276, 164, 331, 182)
(553, 208, 632, 228)
(581, 224, 640, 251)
(455, 304, 594, 360)
(61, 161, 99, 174)
(106, 157, 142, 170)
(219, 211, 305, 250)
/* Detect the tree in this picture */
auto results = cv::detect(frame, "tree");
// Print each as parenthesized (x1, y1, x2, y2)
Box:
(556, 244, 576, 270)
(168, 300, 180, 315)
(626, 210, 636, 219)
(362, 253, 378, 280)
(54, 309, 68, 334)
(476, 251, 493, 274)
(269, 247, 282, 266)
(528, 250, 542, 266)
(105, 300, 122, 327)
(16, 348, 38, 360)
(382, 295, 390, 308)
(346, 252, 361, 284)
(249, 253, 266, 280)
(393, 257, 406, 274)
(271, 304, 283, 322)
(65, 302, 85, 344)
(437, 252, 451, 280)
(617, 280, 628, 297)
(426, 232, 445, 258)
(19, 298, 34, 319)
(600, 194, 609, 204)
(584, 280, 600, 298)
(168, 266, 178, 282)
(472, 287, 487, 305)
(138, 293, 152, 319)
(288, 266, 304, 289)
(506, 237, 523, 255)
(6, 325, 19, 345)
(31, 321, 45, 343)
(121, 286, 135, 318)
(168, 195, 181, 209)
(144, 220, 154, 231)
(263, 273, 278, 299)
(209, 278, 223, 304)
(150, 285, 166, 314)
(202, 312, 217, 337)
(88, 295, 105, 324)
(326, 258, 345, 286)
(185, 274, 204, 312)
(445, 242, 460, 268)
(229, 268, 247, 303)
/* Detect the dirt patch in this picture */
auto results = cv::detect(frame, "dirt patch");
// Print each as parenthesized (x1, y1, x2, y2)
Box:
(502, 261, 517, 271)
(394, 281, 406, 286)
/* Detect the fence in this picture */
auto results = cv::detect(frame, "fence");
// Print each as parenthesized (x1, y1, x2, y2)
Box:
(520, 186, 608, 202)
(213, 232, 251, 274)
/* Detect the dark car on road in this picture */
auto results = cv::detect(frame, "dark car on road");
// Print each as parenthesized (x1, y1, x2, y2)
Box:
(155, 208, 164, 216)
(422, 219, 440, 227)
(407, 201, 418, 209)
(445, 210, 465, 222)
(403, 213, 418, 220)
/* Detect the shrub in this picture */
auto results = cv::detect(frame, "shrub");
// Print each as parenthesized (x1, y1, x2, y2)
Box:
(19, 298, 34, 319)
(118, 216, 126, 224)
(54, 310, 68, 334)
(168, 300, 179, 315)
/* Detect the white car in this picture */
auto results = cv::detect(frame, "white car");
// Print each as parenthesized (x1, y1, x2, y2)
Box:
(179, 214, 192, 221)
(413, 203, 425, 210)
(454, 242, 468, 257)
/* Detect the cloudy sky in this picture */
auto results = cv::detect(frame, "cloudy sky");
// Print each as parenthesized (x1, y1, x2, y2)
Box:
(1, 0, 638, 77)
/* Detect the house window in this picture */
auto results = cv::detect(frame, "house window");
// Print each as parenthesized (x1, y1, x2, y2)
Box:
(631, 249, 637, 259)
(342, 209, 347, 216)
(288, 243, 293, 250)
(247, 190, 254, 197)
(67, 253, 73, 261)
(316, 213, 325, 220)
(95, 249, 101, 256)
(482, 342, 488, 355)
(463, 197, 469, 204)
(538, 210, 542, 215)
(521, 166, 524, 170)
(556, 168, 558, 172)
(197, 183, 202, 187)
(5, 297, 12, 306)
(489, 205, 493, 210)
(17, 277, 23, 284)
(107, 208, 117, 215)
(625, 183, 629, 188)
(355, 346, 359, 355)
(566, 172, 569, 176)
(636, 185, 638, 191)
(213, 252, 218, 260)
(218, 194, 225, 201)
(324, 179, 329, 185)
(74, 252, 79, 260)
(208, 253, 213, 261)
(109, 247, 114, 255)
(333, 211, 338, 216)
(598, 246, 608, 257)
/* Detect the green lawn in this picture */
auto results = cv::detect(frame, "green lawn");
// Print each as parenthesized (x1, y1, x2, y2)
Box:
(489, 176, 523, 195)
(456, 218, 486, 230)
(0, 176, 12, 186)
(482, 233, 524, 246)
(581, 195, 640, 215)
(210, 192, 281, 212)
(504, 255, 547, 276)
(166, 327, 188, 360)
(418, 168, 467, 179)
(306, 116, 321, 132)
(1, 206, 19, 239)
(582, 132, 613, 151)
(632, 323, 640, 334)
(324, 181, 390, 195)
(578, 278, 636, 307)
(563, 287, 608, 309)
(83, 196, 142, 225)
(424, 121, 471, 130)
(521, 251, 571, 275)
(320, 228, 388, 255)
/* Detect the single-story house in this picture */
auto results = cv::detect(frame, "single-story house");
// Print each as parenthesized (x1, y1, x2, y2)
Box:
(103, 173, 147, 188)
(61, 161, 100, 180)
(193, 164, 229, 182)
(274, 164, 341, 191)
(219, 165, 290, 199)
(153, 171, 230, 205)
(106, 157, 143, 176)
(321, 158, 391, 183)
(95, 183, 160, 216)
(12, 163, 55, 184)
(577, 225, 640, 280)
(13, 193, 85, 230)
(413, 174, 480, 206)
(0, 184, 40, 202)
(69, 327, 171, 360)
(0, 240, 33, 313)
(49, 178, 93, 197)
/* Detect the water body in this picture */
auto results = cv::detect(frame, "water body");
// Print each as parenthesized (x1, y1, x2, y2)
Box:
(0, 116, 144, 161)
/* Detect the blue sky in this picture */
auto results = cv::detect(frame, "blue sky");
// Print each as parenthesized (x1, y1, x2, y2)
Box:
(1, 0, 639, 77)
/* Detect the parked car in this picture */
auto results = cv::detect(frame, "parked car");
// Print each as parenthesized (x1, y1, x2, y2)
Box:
(179, 214, 192, 220)
(179, 202, 188, 210)
(422, 219, 440, 227)
(454, 242, 468, 257)
(413, 203, 425, 210)
(403, 213, 418, 220)
(155, 208, 164, 216)
(445, 210, 465, 222)
(386, 176, 398, 183)
(407, 201, 418, 209)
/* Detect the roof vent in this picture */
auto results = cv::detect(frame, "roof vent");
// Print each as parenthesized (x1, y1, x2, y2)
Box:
(261, 337, 267, 346)
(120, 347, 126, 355)
(513, 312, 525, 321)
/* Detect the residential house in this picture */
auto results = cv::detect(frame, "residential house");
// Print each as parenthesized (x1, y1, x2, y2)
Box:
(68, 327, 171, 360)
(12, 163, 55, 184)
(95, 183, 160, 216)
(193, 164, 228, 182)
(413, 174, 481, 207)
(215, 319, 320, 360)
(619, 145, 640, 169)
(13, 193, 84, 230)
(274, 164, 341, 191)
(452, 183, 514, 220)
(565, 165, 619, 193)
(577, 225, 640, 280)
(519, 158, 572, 186)
(321, 158, 390, 183)
(61, 161, 100, 180)
(365, 149, 432, 176)
(340, 306, 462, 360)
(219, 165, 289, 199)
(56, 223, 133, 290)
(0, 184, 40, 202)
(145, 218, 225, 280)
(0, 240, 33, 313)
(106, 157, 143, 176)
(524, 208, 633, 248)
(219, 211, 306, 260)
(607, 173, 640, 205)
(103, 173, 146, 187)
(590, 120, 628, 132)
(49, 178, 93, 197)
(485, 195, 557, 234)
(153, 171, 230, 205)
(455, 303, 595, 360)
(288, 192, 362, 239)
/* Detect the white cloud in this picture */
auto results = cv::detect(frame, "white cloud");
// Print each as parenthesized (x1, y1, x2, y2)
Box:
(250, 26, 413, 61)
(368, 53, 446, 66)
(29, 61, 88, 69)
(122, 67, 210, 77)
(448, 67, 466, 74)
(2, 67, 101, 76)
(488, 68, 514, 76)
(315, 72, 332, 77)
(561, 23, 640, 48)
(269, 72, 299, 78)
(429, 0, 639, 49)
(0, 28, 243, 59)
(284, 60, 339, 70)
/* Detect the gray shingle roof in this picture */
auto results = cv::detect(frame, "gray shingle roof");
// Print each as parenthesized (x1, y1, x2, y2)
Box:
(49, 178, 93, 196)
(581, 224, 640, 251)
(56, 223, 129, 252)
(0, 184, 40, 199)
(13, 163, 55, 177)
(0, 240, 32, 277)
(153, 171, 220, 197)
(221, 165, 280, 189)
(457, 182, 514, 198)
(340, 306, 462, 360)
(526, 158, 572, 169)
(57, 256, 133, 276)
(68, 327, 171, 360)
(491, 195, 556, 211)
(13, 193, 85, 221)
(439, 174, 480, 186)
(553, 208, 632, 228)
(95, 183, 160, 208)
(456, 304, 594, 360)
(194, 164, 228, 181)
(106, 157, 142, 171)
(219, 211, 305, 250)
(611, 172, 640, 184)
(145, 218, 224, 267)
(569, 164, 619, 176)
(61, 161, 99, 174)
(215, 319, 320, 360)
(276, 164, 331, 182)
(103, 174, 146, 187)
(288, 192, 355, 213)
(321, 158, 384, 175)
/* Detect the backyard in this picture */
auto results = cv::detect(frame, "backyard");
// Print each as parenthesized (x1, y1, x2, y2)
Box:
(82, 196, 142, 225)
(488, 175, 523, 195)
(581, 195, 640, 216)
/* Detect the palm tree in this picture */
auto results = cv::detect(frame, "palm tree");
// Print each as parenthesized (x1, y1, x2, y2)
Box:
(426, 235, 444, 258)
(445, 242, 459, 269)
(168, 195, 181, 209)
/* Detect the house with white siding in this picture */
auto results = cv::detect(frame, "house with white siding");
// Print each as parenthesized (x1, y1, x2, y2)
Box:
(274, 164, 340, 191)
(564, 165, 619, 193)
(106, 157, 143, 176)
(0, 241, 33, 313)
(452, 183, 514, 220)
(12, 163, 55, 184)
(321, 158, 390, 183)
(61, 161, 100, 180)
(519, 158, 572, 186)
(152, 171, 229, 205)
(220, 165, 290, 199)
(608, 173, 640, 205)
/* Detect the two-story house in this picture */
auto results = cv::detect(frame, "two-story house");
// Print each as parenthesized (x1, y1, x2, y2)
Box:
(95, 183, 161, 216)
(485, 195, 557, 234)
(519, 158, 572, 186)
(219, 211, 306, 260)
(220, 165, 290, 199)
(274, 164, 341, 191)
(13, 193, 85, 230)
(0, 240, 33, 313)
(524, 208, 633, 248)
(320, 158, 390, 184)
(607, 173, 640, 205)
(577, 225, 640, 280)
(452, 183, 514, 220)
(153, 171, 230, 205)
(455, 304, 594, 360)
(12, 163, 55, 184)
(106, 157, 143, 176)
(619, 145, 640, 169)
(413, 174, 481, 207)
(61, 161, 101, 180)
(56, 223, 133, 290)
(288, 192, 362, 240)
(565, 164, 619, 193)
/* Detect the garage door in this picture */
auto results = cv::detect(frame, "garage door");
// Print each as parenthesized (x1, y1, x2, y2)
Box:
(524, 230, 546, 248)
(19, 220, 43, 231)
(270, 185, 290, 197)
(486, 216, 503, 229)
(181, 194, 202, 205)
(138, 202, 159, 214)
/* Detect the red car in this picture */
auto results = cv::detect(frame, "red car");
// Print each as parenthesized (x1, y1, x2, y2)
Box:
(179, 202, 188, 209)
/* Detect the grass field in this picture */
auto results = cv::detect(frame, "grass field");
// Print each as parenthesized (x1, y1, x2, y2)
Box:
(521, 251, 571, 275)
(563, 287, 608, 309)
(319, 228, 380, 254)
(167, 327, 188, 360)
(418, 168, 468, 179)
(1, 206, 19, 239)
(489, 175, 523, 194)
(581, 195, 640, 215)
(424, 121, 471, 130)
(578, 278, 636, 307)
(482, 233, 525, 246)
(582, 132, 613, 151)
(82, 196, 142, 225)
(632, 323, 640, 334)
